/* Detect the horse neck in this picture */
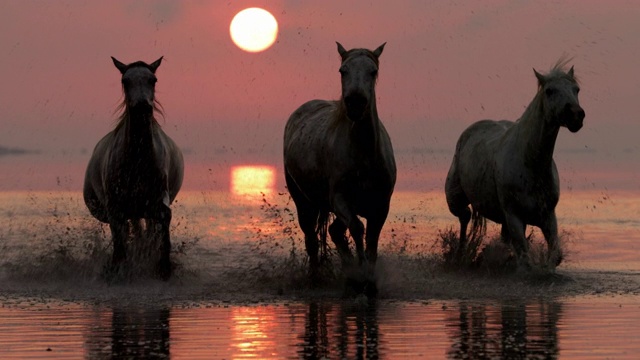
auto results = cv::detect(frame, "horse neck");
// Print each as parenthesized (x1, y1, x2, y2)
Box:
(118, 108, 157, 155)
(515, 94, 560, 168)
(341, 96, 381, 151)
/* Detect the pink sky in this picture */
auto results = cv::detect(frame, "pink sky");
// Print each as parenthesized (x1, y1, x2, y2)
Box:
(1, 0, 639, 191)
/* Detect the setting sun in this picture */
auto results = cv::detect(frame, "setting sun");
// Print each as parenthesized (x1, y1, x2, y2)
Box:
(229, 8, 278, 53)
(231, 165, 276, 199)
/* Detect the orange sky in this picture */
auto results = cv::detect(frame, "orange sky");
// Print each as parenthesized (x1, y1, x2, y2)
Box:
(1, 0, 639, 190)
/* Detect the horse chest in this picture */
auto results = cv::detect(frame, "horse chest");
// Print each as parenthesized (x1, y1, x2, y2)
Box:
(502, 173, 559, 222)
(107, 158, 165, 209)
(343, 162, 393, 201)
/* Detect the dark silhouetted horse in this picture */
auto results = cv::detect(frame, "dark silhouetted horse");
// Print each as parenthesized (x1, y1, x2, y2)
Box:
(284, 43, 396, 282)
(84, 57, 184, 280)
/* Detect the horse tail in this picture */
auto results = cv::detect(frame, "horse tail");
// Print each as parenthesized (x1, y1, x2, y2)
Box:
(316, 211, 330, 262)
(469, 208, 487, 243)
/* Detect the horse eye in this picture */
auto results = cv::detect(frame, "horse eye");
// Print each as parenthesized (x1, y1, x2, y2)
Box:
(150, 78, 157, 85)
(371, 69, 378, 76)
(575, 87, 580, 94)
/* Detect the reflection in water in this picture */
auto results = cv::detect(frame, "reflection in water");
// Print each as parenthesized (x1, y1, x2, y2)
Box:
(301, 302, 331, 359)
(4, 299, 640, 358)
(300, 301, 380, 359)
(85, 306, 170, 359)
(446, 300, 561, 359)
(230, 165, 276, 199)
(231, 307, 280, 357)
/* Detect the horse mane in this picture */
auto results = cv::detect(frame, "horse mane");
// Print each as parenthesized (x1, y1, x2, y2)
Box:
(113, 99, 164, 131)
(537, 56, 580, 90)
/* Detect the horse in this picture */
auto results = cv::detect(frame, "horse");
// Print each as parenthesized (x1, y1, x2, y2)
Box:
(283, 42, 397, 282)
(83, 57, 184, 280)
(445, 60, 585, 269)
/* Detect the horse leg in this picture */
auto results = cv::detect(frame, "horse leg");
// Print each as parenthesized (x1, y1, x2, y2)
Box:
(361, 210, 389, 296)
(445, 188, 471, 262)
(297, 208, 320, 276)
(145, 218, 159, 261)
(109, 220, 128, 273)
(504, 213, 529, 269)
(329, 218, 352, 266)
(541, 213, 563, 267)
(333, 193, 366, 265)
(132, 219, 144, 239)
(365, 206, 390, 266)
(286, 172, 320, 276)
(157, 205, 172, 280)
(131, 219, 150, 260)
(500, 225, 510, 244)
(456, 207, 472, 262)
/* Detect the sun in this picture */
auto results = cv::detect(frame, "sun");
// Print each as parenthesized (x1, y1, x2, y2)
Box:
(230, 165, 276, 200)
(230, 8, 278, 53)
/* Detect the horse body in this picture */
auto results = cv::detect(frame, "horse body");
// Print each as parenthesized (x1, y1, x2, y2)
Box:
(446, 61, 584, 267)
(284, 43, 396, 277)
(84, 121, 182, 221)
(84, 57, 183, 280)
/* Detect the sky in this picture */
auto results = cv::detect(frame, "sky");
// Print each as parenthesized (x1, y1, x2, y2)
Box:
(1, 0, 639, 191)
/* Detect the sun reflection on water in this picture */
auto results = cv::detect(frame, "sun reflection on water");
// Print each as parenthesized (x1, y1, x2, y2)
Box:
(230, 165, 276, 200)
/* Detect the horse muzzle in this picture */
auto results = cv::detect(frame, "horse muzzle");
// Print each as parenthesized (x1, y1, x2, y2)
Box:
(564, 105, 585, 133)
(128, 100, 154, 113)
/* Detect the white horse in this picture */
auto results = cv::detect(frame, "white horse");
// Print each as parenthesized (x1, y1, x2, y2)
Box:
(445, 60, 585, 268)
(284, 43, 396, 282)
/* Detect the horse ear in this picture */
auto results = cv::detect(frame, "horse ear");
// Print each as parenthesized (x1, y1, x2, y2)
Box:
(149, 56, 163, 73)
(112, 57, 127, 74)
(533, 68, 545, 85)
(568, 65, 575, 78)
(336, 42, 348, 59)
(373, 42, 386, 58)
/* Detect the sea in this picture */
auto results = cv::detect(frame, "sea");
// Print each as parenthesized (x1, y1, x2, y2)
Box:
(1, 153, 639, 358)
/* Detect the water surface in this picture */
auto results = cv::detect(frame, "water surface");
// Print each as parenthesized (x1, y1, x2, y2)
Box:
(1, 189, 639, 358)
(1, 297, 639, 359)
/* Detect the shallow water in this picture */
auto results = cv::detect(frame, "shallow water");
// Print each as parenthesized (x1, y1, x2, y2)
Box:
(1, 189, 639, 358)
(1, 297, 639, 359)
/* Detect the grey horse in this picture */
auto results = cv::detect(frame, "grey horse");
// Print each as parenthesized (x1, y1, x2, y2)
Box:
(445, 60, 585, 268)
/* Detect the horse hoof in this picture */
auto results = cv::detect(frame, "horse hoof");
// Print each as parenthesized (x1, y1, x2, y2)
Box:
(102, 263, 126, 283)
(308, 268, 321, 287)
(343, 265, 378, 298)
(364, 280, 378, 297)
(159, 269, 171, 281)
(344, 277, 378, 298)
(157, 261, 172, 281)
(516, 259, 532, 274)
(553, 252, 564, 267)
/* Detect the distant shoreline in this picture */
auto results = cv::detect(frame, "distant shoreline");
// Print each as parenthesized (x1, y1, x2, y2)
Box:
(0, 145, 38, 156)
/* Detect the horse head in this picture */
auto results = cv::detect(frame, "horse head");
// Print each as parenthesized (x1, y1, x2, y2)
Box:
(534, 64, 585, 133)
(112, 57, 163, 116)
(337, 42, 385, 121)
